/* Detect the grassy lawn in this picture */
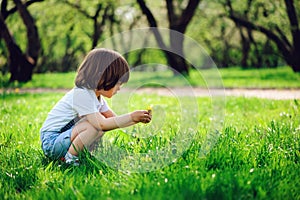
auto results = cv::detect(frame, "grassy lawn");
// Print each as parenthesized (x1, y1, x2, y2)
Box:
(1, 66, 300, 89)
(0, 92, 299, 199)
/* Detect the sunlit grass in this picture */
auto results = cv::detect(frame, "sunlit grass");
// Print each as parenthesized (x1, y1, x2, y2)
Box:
(0, 92, 299, 199)
(217, 66, 300, 88)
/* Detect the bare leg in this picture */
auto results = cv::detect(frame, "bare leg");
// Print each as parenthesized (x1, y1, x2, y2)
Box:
(89, 133, 104, 152)
(68, 121, 103, 156)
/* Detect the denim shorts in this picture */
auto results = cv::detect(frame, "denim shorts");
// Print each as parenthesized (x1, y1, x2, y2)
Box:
(40, 127, 74, 160)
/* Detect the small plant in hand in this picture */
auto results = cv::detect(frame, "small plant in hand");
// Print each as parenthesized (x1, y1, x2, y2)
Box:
(147, 105, 152, 115)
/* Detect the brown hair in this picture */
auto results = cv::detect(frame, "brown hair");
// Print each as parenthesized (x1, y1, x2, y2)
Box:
(75, 48, 130, 90)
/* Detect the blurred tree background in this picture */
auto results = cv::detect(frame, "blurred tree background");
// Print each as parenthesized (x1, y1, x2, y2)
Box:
(0, 0, 299, 82)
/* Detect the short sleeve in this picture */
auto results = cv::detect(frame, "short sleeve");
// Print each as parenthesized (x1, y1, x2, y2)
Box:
(73, 88, 100, 117)
(99, 97, 110, 113)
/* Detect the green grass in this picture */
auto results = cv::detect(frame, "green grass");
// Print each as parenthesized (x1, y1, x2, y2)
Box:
(217, 67, 300, 89)
(0, 72, 77, 89)
(1, 66, 300, 89)
(0, 92, 299, 199)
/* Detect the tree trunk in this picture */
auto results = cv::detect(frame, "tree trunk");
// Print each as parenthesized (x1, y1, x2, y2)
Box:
(9, 46, 35, 82)
(0, 13, 34, 82)
(168, 29, 189, 75)
(239, 27, 250, 68)
(0, 0, 41, 82)
(284, 0, 300, 72)
(13, 0, 40, 65)
(165, 51, 188, 75)
(137, 0, 200, 75)
(289, 50, 300, 72)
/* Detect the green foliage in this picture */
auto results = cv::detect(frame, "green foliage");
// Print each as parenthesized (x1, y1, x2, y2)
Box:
(0, 92, 299, 199)
(187, 0, 288, 68)
(0, 0, 296, 74)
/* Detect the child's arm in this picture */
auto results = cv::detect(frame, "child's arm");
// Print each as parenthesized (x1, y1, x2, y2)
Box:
(101, 110, 116, 118)
(86, 110, 151, 131)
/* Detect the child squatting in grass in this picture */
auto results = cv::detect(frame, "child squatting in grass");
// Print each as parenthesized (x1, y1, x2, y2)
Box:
(40, 48, 152, 165)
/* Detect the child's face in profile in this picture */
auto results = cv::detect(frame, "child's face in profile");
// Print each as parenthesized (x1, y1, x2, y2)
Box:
(96, 82, 123, 98)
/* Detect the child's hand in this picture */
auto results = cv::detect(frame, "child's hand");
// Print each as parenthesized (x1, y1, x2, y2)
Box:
(131, 110, 152, 124)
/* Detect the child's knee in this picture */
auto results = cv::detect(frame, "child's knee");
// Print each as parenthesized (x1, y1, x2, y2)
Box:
(85, 122, 104, 138)
(85, 122, 99, 136)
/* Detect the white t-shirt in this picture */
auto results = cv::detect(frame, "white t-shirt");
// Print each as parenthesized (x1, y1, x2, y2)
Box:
(41, 87, 110, 132)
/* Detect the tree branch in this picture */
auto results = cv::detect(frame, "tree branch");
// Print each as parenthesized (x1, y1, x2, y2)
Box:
(178, 0, 201, 33)
(93, 3, 102, 20)
(136, 0, 168, 50)
(166, 0, 176, 26)
(0, 13, 15, 48)
(284, 0, 300, 50)
(136, 0, 158, 27)
(64, 0, 92, 19)
(13, 0, 40, 60)
(275, 25, 292, 49)
(1, 0, 8, 18)
(1, 0, 43, 20)
(230, 13, 291, 59)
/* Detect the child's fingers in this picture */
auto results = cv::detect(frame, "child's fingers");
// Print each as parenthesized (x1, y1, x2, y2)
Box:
(146, 113, 152, 123)
(140, 112, 151, 123)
